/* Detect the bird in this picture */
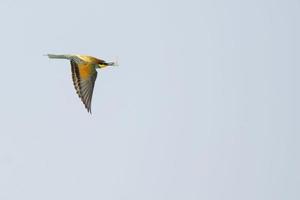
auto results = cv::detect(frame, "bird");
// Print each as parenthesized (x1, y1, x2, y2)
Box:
(46, 54, 117, 113)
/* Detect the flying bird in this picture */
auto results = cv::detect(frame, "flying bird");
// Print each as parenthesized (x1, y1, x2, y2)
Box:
(46, 54, 117, 113)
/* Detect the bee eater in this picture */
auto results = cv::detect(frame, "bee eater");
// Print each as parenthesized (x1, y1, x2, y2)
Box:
(46, 54, 117, 113)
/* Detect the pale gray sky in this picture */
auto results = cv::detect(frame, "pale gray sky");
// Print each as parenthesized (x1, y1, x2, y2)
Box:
(0, 0, 299, 199)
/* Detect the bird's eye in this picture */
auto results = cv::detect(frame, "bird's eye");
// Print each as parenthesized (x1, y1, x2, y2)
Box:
(99, 64, 107, 68)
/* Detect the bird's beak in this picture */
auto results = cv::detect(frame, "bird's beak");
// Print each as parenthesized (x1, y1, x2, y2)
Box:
(107, 57, 119, 67)
(100, 62, 118, 68)
(106, 62, 118, 66)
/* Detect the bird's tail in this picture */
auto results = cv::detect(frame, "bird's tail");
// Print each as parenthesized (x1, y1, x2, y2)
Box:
(45, 54, 72, 60)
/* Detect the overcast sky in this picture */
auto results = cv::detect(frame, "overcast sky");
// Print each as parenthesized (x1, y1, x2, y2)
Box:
(0, 0, 299, 199)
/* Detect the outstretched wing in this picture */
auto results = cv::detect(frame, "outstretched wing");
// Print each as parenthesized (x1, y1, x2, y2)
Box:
(70, 60, 98, 113)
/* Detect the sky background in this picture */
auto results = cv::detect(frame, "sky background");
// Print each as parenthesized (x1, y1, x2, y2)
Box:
(0, 0, 299, 199)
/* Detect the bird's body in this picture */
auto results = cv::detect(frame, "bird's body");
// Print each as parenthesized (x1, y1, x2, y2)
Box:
(47, 54, 117, 113)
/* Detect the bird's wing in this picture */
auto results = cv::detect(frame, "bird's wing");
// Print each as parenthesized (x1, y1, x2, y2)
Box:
(70, 60, 98, 113)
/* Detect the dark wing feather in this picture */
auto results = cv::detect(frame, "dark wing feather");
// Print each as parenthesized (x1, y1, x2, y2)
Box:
(70, 60, 98, 113)
(79, 71, 97, 113)
(71, 60, 81, 97)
